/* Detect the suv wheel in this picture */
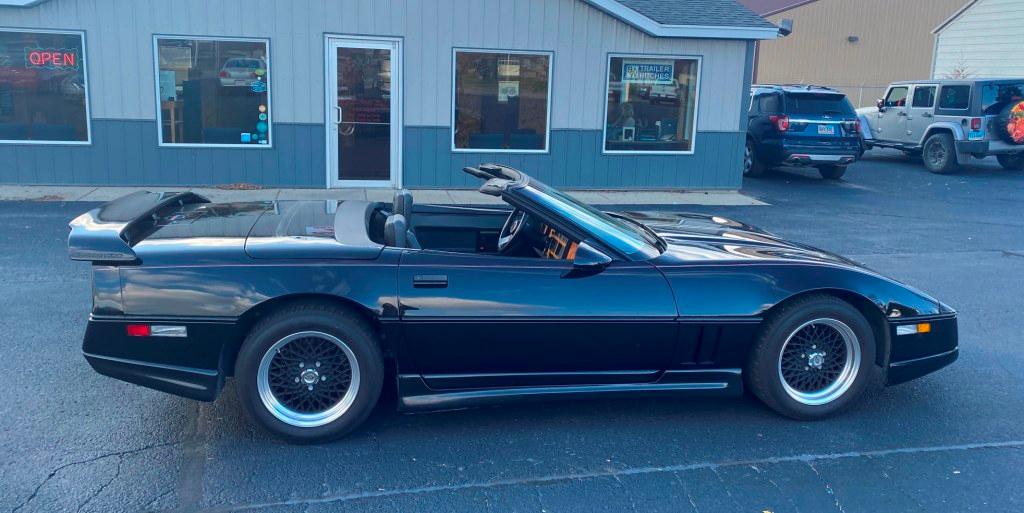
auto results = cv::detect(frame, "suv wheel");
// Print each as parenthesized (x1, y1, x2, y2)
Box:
(744, 139, 766, 177)
(997, 153, 1024, 170)
(817, 165, 846, 180)
(923, 133, 960, 174)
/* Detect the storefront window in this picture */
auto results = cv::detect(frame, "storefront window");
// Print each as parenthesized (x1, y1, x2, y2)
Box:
(0, 29, 89, 143)
(453, 50, 551, 152)
(604, 56, 700, 153)
(155, 37, 271, 146)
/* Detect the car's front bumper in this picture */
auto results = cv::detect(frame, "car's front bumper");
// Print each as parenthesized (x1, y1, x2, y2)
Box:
(886, 314, 958, 385)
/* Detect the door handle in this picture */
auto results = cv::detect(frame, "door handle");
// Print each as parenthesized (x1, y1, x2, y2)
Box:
(413, 275, 448, 288)
(333, 105, 343, 125)
(922, 112, 933, 118)
(897, 111, 908, 117)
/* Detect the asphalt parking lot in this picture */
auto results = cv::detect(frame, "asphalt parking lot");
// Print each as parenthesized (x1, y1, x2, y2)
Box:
(2, 148, 1023, 513)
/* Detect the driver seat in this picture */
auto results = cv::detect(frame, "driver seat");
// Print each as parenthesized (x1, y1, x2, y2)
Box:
(384, 214, 421, 249)
(393, 189, 413, 224)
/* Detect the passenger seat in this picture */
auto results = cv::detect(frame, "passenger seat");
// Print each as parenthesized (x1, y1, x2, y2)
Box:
(384, 214, 420, 249)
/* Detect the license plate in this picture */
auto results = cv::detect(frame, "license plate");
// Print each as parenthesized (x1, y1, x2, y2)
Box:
(817, 125, 836, 135)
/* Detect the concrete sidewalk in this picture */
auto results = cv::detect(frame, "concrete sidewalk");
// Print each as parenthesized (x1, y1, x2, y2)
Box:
(0, 185, 766, 206)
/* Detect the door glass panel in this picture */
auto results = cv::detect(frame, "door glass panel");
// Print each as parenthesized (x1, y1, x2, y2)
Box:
(336, 47, 391, 181)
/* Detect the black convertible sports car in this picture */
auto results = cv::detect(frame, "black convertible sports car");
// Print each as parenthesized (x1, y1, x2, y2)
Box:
(69, 164, 958, 443)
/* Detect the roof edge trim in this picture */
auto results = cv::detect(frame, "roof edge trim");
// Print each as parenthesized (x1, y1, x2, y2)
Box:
(583, 0, 780, 40)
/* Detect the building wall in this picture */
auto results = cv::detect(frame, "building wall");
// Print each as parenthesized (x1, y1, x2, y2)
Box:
(756, 0, 966, 107)
(933, 0, 1024, 79)
(0, 0, 756, 189)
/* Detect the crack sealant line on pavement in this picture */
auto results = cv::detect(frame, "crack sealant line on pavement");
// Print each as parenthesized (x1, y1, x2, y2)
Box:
(202, 439, 1024, 512)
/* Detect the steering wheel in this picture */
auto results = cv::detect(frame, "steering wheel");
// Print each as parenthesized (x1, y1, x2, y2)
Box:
(498, 209, 531, 254)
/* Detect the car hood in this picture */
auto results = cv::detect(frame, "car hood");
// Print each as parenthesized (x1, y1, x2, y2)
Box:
(618, 211, 861, 267)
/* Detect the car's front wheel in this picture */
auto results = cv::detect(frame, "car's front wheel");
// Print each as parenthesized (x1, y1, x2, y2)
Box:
(817, 165, 846, 180)
(235, 302, 383, 443)
(923, 133, 960, 174)
(997, 153, 1024, 170)
(746, 295, 878, 420)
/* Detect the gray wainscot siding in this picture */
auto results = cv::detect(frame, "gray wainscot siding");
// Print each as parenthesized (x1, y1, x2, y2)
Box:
(405, 128, 744, 189)
(1, 120, 325, 187)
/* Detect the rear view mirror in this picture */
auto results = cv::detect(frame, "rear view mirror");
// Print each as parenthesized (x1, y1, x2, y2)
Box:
(565, 241, 611, 278)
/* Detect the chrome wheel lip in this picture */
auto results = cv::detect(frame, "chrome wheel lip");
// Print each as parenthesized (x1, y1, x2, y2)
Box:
(256, 331, 361, 428)
(777, 318, 861, 406)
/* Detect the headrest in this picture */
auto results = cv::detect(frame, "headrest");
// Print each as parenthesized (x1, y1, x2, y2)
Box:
(393, 189, 413, 218)
(384, 214, 408, 248)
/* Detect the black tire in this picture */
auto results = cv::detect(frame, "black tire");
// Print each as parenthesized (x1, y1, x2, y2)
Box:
(746, 294, 879, 420)
(743, 138, 766, 177)
(817, 165, 846, 180)
(922, 133, 960, 174)
(235, 302, 384, 443)
(997, 153, 1024, 170)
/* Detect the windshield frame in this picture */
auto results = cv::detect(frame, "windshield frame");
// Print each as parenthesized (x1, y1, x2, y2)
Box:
(507, 177, 664, 261)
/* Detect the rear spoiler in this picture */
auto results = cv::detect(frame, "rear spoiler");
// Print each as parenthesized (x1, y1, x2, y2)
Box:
(68, 191, 210, 262)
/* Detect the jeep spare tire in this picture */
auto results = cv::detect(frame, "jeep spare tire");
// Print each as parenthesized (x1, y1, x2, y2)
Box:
(998, 100, 1024, 145)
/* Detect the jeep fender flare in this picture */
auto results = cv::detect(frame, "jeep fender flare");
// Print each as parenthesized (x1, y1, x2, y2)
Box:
(917, 122, 965, 147)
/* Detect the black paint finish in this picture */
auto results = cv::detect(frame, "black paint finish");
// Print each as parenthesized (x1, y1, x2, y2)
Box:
(70, 173, 958, 411)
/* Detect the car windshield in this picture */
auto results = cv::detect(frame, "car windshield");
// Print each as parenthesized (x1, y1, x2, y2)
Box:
(516, 178, 663, 259)
(785, 93, 855, 116)
(982, 82, 1024, 115)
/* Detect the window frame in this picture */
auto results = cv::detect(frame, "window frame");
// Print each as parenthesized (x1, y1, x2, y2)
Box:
(152, 34, 273, 149)
(602, 52, 702, 156)
(450, 47, 554, 154)
(937, 84, 971, 112)
(911, 85, 937, 109)
(883, 86, 908, 108)
(0, 27, 92, 146)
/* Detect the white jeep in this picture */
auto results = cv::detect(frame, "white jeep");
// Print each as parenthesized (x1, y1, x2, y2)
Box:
(857, 79, 1024, 173)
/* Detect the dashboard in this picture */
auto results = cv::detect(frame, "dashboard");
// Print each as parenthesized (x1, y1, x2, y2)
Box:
(537, 224, 578, 260)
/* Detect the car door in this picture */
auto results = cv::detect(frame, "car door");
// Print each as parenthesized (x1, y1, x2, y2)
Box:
(907, 84, 937, 144)
(397, 249, 678, 389)
(874, 86, 910, 143)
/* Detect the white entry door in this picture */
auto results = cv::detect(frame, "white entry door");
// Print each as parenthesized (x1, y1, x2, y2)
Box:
(326, 36, 401, 188)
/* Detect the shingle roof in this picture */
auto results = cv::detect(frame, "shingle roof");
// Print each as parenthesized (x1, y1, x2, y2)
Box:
(613, 0, 777, 29)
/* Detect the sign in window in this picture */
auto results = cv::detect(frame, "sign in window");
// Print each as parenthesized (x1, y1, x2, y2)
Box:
(0, 29, 89, 143)
(155, 37, 271, 146)
(605, 56, 700, 154)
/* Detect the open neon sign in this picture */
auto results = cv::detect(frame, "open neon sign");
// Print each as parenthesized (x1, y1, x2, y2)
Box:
(25, 48, 80, 70)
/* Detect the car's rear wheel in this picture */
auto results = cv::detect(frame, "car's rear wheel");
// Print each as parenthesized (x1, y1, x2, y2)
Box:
(744, 139, 766, 177)
(923, 133, 960, 174)
(746, 295, 878, 420)
(235, 302, 383, 443)
(817, 165, 846, 180)
(997, 153, 1024, 170)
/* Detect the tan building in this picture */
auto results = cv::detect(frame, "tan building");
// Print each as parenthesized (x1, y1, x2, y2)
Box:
(741, 0, 967, 107)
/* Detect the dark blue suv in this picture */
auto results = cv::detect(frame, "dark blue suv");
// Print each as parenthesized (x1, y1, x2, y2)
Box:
(745, 85, 863, 180)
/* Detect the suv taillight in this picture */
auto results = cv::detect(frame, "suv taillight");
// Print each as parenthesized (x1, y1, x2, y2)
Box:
(971, 118, 982, 130)
(770, 115, 790, 132)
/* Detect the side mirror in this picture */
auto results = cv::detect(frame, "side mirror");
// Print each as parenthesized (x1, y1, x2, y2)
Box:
(876, 98, 885, 112)
(565, 241, 612, 278)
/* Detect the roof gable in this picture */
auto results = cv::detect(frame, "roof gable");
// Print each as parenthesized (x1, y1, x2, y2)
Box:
(584, 0, 780, 39)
